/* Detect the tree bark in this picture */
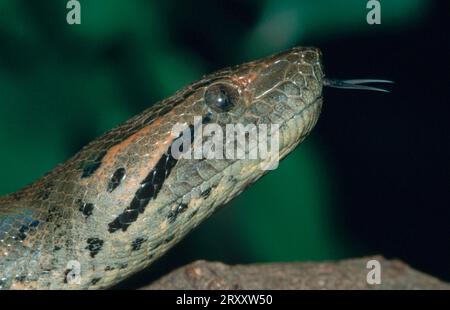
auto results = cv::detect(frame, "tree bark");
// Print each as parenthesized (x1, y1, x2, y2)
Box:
(141, 256, 450, 290)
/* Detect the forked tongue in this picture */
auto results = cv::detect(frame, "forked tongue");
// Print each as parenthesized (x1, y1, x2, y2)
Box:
(324, 79, 394, 93)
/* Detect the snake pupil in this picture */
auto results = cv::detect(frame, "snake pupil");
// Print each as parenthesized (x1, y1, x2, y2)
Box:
(204, 83, 238, 112)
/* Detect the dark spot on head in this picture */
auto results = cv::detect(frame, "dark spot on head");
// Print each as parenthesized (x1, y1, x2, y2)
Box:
(30, 220, 39, 228)
(65, 238, 73, 249)
(81, 150, 107, 178)
(18, 227, 28, 241)
(78, 200, 94, 218)
(167, 203, 188, 224)
(91, 278, 101, 285)
(104, 266, 115, 271)
(54, 245, 61, 251)
(17, 220, 39, 241)
(85, 238, 104, 258)
(15, 275, 26, 282)
(119, 263, 128, 269)
(108, 209, 139, 233)
(107, 168, 126, 193)
(45, 205, 61, 223)
(107, 127, 194, 233)
(131, 237, 146, 251)
(164, 234, 175, 244)
(200, 188, 212, 199)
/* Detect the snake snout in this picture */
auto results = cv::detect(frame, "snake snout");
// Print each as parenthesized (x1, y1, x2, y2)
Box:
(243, 47, 323, 126)
(249, 46, 324, 100)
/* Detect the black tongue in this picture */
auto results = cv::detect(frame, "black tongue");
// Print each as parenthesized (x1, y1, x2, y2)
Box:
(324, 78, 394, 93)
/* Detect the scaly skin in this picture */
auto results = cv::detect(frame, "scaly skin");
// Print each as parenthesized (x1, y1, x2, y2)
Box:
(0, 47, 324, 289)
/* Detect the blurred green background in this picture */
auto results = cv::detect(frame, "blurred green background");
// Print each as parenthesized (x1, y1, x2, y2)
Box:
(2, 0, 445, 288)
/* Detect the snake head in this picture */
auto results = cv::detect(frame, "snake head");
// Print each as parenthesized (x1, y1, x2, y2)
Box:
(199, 46, 393, 150)
(200, 46, 324, 155)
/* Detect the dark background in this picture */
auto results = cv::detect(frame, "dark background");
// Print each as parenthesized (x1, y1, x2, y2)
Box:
(0, 0, 448, 288)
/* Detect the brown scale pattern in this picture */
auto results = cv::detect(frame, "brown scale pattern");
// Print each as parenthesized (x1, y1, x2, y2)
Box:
(0, 47, 323, 289)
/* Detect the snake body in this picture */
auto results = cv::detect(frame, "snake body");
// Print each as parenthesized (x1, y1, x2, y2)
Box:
(0, 47, 324, 289)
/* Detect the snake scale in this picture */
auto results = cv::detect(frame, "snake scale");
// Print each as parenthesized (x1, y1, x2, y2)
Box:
(0, 46, 391, 289)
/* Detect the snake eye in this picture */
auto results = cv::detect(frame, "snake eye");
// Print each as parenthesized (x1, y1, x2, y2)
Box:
(204, 83, 239, 112)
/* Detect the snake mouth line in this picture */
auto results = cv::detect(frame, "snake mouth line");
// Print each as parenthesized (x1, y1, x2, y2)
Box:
(168, 97, 320, 216)
(276, 95, 322, 155)
(164, 94, 321, 162)
(282, 95, 322, 128)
